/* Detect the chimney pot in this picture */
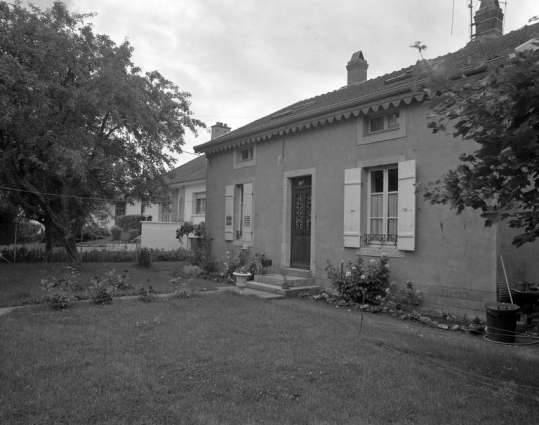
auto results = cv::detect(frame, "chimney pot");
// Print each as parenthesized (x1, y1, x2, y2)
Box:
(346, 51, 369, 86)
(211, 122, 231, 140)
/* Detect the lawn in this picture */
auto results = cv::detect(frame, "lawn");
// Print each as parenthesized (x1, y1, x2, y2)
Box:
(1, 291, 538, 424)
(0, 261, 223, 308)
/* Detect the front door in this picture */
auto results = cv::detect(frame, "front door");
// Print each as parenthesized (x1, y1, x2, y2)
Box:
(290, 176, 311, 269)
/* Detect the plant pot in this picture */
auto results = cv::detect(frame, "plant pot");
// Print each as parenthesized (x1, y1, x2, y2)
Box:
(233, 272, 250, 289)
(484, 302, 520, 343)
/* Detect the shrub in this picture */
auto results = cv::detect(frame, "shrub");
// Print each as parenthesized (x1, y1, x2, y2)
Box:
(183, 265, 203, 277)
(87, 269, 130, 304)
(176, 221, 215, 272)
(127, 229, 139, 242)
(222, 247, 251, 283)
(78, 225, 110, 242)
(325, 254, 391, 303)
(137, 280, 155, 302)
(116, 215, 145, 232)
(382, 280, 423, 307)
(40, 266, 81, 309)
(111, 226, 122, 241)
(138, 247, 152, 268)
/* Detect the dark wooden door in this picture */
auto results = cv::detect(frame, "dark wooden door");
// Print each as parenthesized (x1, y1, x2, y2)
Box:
(291, 176, 311, 269)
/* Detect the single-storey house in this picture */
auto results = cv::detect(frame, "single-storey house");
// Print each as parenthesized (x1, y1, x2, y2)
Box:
(194, 1, 539, 317)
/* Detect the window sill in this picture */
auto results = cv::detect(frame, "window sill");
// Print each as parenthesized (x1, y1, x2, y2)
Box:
(357, 246, 405, 258)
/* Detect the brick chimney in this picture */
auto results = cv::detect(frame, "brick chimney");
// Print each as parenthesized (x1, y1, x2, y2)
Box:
(346, 51, 368, 85)
(474, 0, 504, 40)
(210, 122, 231, 140)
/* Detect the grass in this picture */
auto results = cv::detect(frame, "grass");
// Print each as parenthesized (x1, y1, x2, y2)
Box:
(1, 292, 538, 424)
(0, 262, 222, 308)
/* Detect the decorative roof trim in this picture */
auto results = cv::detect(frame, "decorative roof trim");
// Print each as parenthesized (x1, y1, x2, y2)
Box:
(200, 88, 427, 155)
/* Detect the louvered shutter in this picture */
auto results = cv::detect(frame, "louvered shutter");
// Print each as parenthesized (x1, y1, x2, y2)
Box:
(225, 185, 234, 241)
(242, 183, 253, 242)
(343, 168, 362, 248)
(397, 160, 416, 251)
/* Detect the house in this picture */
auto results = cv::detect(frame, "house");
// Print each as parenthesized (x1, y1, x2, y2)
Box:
(140, 154, 209, 250)
(194, 1, 539, 317)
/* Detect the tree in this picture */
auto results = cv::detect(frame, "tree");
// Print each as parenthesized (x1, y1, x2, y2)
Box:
(0, 1, 205, 263)
(423, 46, 539, 246)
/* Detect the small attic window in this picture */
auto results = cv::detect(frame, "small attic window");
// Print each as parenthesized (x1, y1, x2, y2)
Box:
(271, 110, 292, 119)
(515, 38, 539, 53)
(384, 70, 413, 85)
(292, 100, 315, 110)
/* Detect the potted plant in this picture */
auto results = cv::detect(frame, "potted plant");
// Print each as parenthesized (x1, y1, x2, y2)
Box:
(233, 265, 251, 289)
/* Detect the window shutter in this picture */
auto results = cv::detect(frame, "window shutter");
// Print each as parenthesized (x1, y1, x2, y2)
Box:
(225, 185, 234, 241)
(242, 183, 253, 242)
(343, 168, 362, 248)
(397, 160, 416, 251)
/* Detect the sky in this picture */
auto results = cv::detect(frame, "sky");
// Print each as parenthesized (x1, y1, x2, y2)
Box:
(33, 0, 539, 168)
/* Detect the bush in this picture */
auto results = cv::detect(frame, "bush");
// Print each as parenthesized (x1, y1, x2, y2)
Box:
(40, 266, 81, 309)
(116, 215, 145, 232)
(111, 226, 122, 241)
(138, 247, 152, 268)
(87, 269, 130, 304)
(127, 229, 139, 242)
(183, 265, 203, 277)
(78, 225, 110, 242)
(325, 254, 391, 303)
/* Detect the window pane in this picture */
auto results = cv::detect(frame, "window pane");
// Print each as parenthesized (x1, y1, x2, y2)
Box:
(370, 218, 383, 234)
(369, 116, 385, 132)
(388, 193, 398, 217)
(371, 170, 384, 193)
(370, 193, 383, 218)
(388, 218, 398, 236)
(387, 112, 399, 129)
(388, 168, 398, 192)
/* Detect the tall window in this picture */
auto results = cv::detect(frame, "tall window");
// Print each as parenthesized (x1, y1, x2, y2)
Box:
(225, 183, 253, 242)
(194, 192, 206, 215)
(367, 167, 398, 245)
(115, 202, 126, 217)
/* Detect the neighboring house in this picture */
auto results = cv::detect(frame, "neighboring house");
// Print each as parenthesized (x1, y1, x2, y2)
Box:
(140, 155, 209, 250)
(194, 1, 539, 317)
(100, 201, 160, 231)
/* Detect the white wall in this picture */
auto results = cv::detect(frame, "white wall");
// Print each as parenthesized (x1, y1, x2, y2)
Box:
(140, 222, 181, 250)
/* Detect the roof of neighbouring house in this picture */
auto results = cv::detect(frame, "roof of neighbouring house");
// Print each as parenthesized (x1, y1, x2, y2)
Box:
(194, 22, 539, 154)
(165, 155, 206, 185)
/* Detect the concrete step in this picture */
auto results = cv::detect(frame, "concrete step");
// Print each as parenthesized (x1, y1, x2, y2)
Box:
(246, 281, 323, 298)
(282, 268, 312, 278)
(216, 286, 284, 299)
(256, 274, 314, 288)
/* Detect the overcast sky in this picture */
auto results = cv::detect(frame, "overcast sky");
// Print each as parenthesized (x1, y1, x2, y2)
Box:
(34, 0, 539, 168)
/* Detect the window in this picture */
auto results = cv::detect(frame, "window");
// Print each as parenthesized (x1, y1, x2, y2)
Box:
(241, 147, 254, 161)
(367, 167, 398, 245)
(343, 160, 416, 252)
(115, 202, 126, 217)
(225, 183, 253, 243)
(194, 192, 206, 215)
(368, 110, 399, 134)
(233, 144, 256, 169)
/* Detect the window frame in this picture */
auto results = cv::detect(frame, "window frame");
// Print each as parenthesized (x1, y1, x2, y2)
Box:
(367, 110, 400, 134)
(115, 202, 126, 217)
(366, 165, 399, 246)
(233, 144, 256, 169)
(194, 192, 206, 215)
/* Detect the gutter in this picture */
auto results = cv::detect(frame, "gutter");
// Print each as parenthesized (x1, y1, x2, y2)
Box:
(194, 81, 428, 154)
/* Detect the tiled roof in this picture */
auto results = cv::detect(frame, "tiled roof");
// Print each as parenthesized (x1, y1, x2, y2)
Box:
(165, 155, 206, 184)
(195, 22, 539, 154)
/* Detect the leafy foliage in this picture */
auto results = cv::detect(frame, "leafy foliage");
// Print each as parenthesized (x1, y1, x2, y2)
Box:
(423, 47, 539, 246)
(0, 1, 205, 264)
(88, 269, 130, 304)
(176, 221, 215, 272)
(111, 226, 123, 241)
(325, 254, 391, 302)
(40, 266, 81, 309)
(138, 247, 152, 268)
(116, 215, 146, 232)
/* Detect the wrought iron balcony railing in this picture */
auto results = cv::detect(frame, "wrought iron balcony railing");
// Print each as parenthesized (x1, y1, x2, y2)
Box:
(364, 234, 398, 246)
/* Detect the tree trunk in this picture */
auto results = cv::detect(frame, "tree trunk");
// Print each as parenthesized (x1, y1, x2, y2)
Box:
(44, 217, 53, 262)
(63, 235, 81, 265)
